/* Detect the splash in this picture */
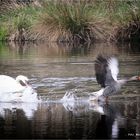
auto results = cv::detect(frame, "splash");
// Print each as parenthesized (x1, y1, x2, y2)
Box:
(89, 89, 104, 101)
(60, 90, 78, 102)
(20, 86, 41, 102)
(0, 86, 41, 103)
(89, 101, 104, 114)
(60, 90, 105, 115)
(60, 90, 79, 112)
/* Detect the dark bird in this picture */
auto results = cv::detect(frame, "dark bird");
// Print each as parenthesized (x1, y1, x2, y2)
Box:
(90, 55, 140, 101)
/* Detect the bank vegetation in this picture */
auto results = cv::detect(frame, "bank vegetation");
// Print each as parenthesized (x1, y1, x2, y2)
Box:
(0, 0, 140, 43)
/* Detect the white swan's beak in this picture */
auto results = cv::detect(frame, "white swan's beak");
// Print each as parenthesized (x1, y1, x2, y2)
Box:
(19, 80, 30, 87)
(26, 80, 31, 86)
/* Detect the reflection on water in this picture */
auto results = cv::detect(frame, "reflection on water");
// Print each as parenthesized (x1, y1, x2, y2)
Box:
(0, 102, 38, 119)
(0, 100, 140, 139)
(0, 42, 140, 139)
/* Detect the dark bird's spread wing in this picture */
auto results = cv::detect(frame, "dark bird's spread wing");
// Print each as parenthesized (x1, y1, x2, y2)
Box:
(95, 55, 118, 88)
(95, 55, 108, 87)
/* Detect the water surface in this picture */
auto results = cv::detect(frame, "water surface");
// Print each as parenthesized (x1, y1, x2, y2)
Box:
(0, 42, 140, 139)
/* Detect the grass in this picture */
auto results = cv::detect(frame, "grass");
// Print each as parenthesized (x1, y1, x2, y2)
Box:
(0, 25, 9, 41)
(0, 0, 140, 42)
(114, 1, 140, 42)
(34, 0, 110, 42)
(103, 0, 140, 42)
(0, 3, 42, 41)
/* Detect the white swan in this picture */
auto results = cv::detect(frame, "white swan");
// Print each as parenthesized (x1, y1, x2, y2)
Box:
(0, 75, 39, 102)
(0, 75, 29, 94)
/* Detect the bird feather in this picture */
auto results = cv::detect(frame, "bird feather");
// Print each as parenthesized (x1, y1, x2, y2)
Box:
(108, 57, 119, 81)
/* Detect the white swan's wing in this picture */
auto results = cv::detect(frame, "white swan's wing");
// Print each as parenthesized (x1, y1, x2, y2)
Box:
(108, 57, 119, 81)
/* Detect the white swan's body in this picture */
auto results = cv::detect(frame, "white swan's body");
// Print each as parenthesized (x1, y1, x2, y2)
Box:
(0, 75, 39, 102)
(0, 75, 28, 94)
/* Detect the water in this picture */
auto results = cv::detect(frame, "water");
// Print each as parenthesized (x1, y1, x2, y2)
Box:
(0, 42, 140, 139)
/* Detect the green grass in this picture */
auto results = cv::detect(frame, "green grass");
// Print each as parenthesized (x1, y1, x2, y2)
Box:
(109, 0, 140, 41)
(0, 4, 42, 40)
(0, 0, 140, 42)
(35, 0, 111, 42)
(0, 25, 8, 41)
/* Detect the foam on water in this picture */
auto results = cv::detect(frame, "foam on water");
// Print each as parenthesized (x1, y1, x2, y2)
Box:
(0, 86, 41, 103)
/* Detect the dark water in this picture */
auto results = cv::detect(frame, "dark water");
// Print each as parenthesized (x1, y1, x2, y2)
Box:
(0, 101, 140, 139)
(0, 42, 140, 139)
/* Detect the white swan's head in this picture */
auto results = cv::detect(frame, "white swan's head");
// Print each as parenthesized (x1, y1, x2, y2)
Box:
(16, 75, 29, 87)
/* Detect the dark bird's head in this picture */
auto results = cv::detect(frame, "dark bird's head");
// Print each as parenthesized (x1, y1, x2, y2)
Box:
(129, 76, 140, 81)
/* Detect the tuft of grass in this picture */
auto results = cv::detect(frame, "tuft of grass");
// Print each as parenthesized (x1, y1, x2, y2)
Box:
(0, 2, 42, 41)
(0, 25, 9, 41)
(35, 0, 110, 42)
(105, 0, 140, 41)
(13, 13, 32, 31)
